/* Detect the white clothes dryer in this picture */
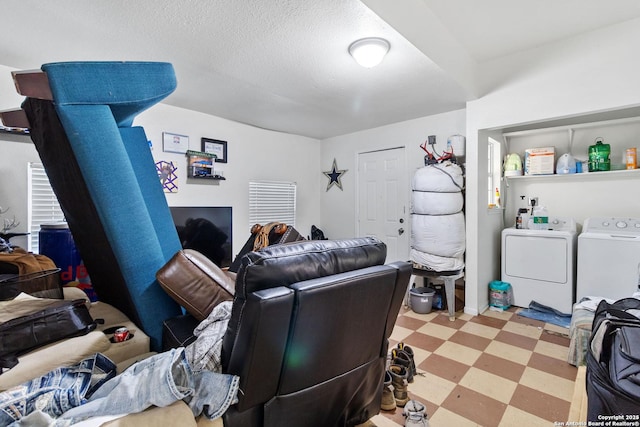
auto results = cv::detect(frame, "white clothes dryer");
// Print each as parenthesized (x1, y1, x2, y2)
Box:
(501, 217, 577, 314)
(576, 217, 640, 302)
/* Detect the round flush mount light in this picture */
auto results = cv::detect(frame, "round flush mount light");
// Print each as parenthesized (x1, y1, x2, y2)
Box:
(348, 37, 390, 68)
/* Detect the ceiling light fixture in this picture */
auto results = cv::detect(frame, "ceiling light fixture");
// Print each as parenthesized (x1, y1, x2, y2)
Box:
(349, 37, 390, 68)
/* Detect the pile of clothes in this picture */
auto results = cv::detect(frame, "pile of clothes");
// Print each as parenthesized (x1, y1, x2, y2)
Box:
(0, 302, 239, 426)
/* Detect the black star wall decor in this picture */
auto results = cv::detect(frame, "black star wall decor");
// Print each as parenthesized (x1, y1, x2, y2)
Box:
(323, 158, 347, 191)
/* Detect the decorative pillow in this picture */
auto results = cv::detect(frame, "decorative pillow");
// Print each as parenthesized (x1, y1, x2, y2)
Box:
(156, 250, 235, 321)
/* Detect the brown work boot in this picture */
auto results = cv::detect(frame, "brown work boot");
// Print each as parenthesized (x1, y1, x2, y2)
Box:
(392, 348, 414, 383)
(381, 370, 396, 411)
(396, 342, 417, 380)
(389, 364, 409, 407)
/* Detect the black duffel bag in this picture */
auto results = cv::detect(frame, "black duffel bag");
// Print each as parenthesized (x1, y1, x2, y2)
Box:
(0, 298, 97, 370)
(587, 297, 640, 421)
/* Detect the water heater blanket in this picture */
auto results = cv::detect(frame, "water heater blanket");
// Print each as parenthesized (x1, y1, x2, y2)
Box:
(411, 213, 465, 258)
(410, 161, 465, 271)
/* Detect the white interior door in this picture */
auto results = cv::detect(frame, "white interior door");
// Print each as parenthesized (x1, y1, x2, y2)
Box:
(357, 147, 409, 263)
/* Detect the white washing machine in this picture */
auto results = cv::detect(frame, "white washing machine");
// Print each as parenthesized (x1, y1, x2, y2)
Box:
(501, 217, 577, 314)
(576, 217, 640, 302)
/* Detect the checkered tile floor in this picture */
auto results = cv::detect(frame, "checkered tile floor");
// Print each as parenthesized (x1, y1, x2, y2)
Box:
(371, 306, 577, 427)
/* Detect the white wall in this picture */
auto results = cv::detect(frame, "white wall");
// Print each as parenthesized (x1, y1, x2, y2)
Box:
(136, 104, 322, 254)
(319, 109, 466, 238)
(466, 17, 640, 315)
(0, 135, 39, 249)
(0, 71, 322, 258)
(0, 65, 23, 110)
(0, 64, 37, 249)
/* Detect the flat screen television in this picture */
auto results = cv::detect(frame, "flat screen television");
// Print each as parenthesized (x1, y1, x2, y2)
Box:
(169, 206, 233, 268)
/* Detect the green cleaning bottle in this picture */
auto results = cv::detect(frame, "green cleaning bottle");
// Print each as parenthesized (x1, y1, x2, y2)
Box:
(588, 138, 611, 172)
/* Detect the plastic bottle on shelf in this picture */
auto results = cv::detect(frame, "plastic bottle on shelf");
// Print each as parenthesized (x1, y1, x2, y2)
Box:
(627, 148, 637, 170)
(588, 138, 611, 172)
(530, 205, 549, 230)
(515, 208, 528, 229)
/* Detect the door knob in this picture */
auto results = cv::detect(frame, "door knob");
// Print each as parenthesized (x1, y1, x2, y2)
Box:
(398, 228, 405, 235)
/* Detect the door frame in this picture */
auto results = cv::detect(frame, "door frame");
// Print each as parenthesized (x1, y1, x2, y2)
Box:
(355, 145, 409, 262)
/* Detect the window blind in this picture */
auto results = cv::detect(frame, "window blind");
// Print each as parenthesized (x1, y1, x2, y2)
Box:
(28, 162, 65, 252)
(249, 181, 296, 228)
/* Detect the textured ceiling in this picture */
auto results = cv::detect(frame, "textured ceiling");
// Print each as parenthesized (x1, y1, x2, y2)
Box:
(420, 0, 640, 62)
(1, 1, 639, 139)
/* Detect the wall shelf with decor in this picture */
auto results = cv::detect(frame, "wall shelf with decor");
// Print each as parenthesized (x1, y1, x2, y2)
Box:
(190, 173, 226, 181)
(0, 127, 29, 135)
(502, 113, 640, 183)
(0, 126, 30, 143)
(505, 168, 640, 182)
(186, 150, 226, 181)
(495, 106, 640, 230)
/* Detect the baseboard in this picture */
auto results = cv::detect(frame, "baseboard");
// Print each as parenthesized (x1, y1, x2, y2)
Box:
(568, 365, 587, 423)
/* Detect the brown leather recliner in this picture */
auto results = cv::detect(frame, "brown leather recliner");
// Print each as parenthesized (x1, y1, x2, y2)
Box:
(216, 237, 410, 427)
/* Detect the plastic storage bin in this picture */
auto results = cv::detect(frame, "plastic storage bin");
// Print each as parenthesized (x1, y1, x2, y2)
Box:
(489, 280, 513, 310)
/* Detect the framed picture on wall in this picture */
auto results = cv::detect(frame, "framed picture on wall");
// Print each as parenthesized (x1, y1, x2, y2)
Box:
(202, 138, 228, 163)
(163, 132, 189, 154)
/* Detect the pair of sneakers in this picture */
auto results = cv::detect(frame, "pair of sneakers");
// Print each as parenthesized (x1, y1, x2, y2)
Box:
(403, 400, 429, 427)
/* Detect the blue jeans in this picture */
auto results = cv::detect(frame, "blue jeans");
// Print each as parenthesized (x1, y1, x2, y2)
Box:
(60, 348, 239, 422)
(0, 353, 115, 426)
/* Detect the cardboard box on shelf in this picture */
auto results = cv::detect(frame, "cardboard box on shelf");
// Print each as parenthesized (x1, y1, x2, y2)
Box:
(524, 147, 555, 175)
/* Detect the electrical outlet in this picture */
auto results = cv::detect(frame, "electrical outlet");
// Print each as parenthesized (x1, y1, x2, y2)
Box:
(428, 135, 436, 145)
(528, 197, 538, 206)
